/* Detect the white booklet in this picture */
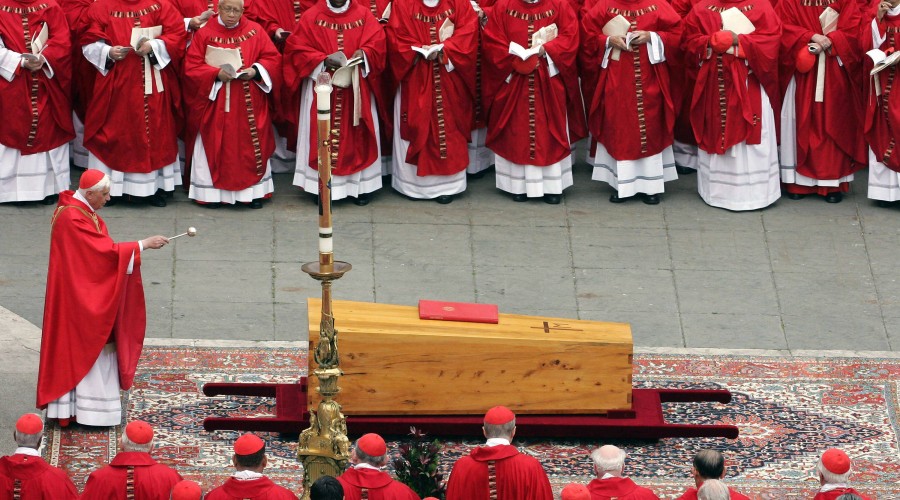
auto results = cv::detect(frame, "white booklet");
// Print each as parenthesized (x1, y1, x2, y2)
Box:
(412, 44, 445, 58)
(868, 48, 900, 76)
(31, 22, 49, 54)
(131, 25, 162, 51)
(326, 51, 364, 88)
(602, 15, 630, 61)
(205, 45, 252, 77)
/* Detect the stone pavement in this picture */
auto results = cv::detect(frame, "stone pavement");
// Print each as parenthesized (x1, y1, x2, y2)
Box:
(0, 165, 898, 447)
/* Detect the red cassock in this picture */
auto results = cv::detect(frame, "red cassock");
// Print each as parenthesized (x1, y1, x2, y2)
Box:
(283, 0, 386, 175)
(56, 0, 96, 121)
(669, 0, 701, 148)
(167, 0, 214, 18)
(864, 14, 900, 173)
(445, 445, 553, 500)
(0, 454, 79, 500)
(36, 191, 145, 409)
(481, 0, 585, 167)
(0, 0, 74, 154)
(813, 488, 871, 500)
(80, 452, 182, 500)
(778, 0, 865, 182)
(182, 16, 280, 191)
(580, 0, 682, 160)
(387, 0, 478, 175)
(337, 468, 420, 500)
(682, 0, 781, 154)
(676, 486, 750, 500)
(587, 477, 660, 499)
(205, 477, 300, 499)
(80, 0, 186, 172)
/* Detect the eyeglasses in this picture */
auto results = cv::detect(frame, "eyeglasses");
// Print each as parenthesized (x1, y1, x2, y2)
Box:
(219, 6, 243, 14)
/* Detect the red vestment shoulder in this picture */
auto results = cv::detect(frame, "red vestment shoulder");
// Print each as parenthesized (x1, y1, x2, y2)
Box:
(445, 445, 553, 500)
(813, 488, 871, 500)
(0, 454, 79, 500)
(205, 476, 300, 499)
(81, 452, 182, 500)
(337, 467, 420, 500)
(864, 14, 900, 172)
(587, 477, 660, 499)
(36, 191, 145, 408)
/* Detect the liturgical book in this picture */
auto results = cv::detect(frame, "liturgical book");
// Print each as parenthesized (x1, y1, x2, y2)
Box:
(418, 300, 499, 324)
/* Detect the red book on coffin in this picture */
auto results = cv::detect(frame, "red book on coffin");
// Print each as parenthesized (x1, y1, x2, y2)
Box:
(418, 300, 499, 324)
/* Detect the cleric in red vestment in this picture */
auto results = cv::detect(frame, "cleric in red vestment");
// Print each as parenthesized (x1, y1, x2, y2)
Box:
(81, 420, 183, 499)
(586, 445, 660, 499)
(36, 169, 169, 426)
(0, 0, 74, 204)
(445, 406, 553, 500)
(205, 433, 300, 500)
(182, 0, 281, 208)
(386, 0, 478, 204)
(0, 414, 78, 499)
(812, 449, 871, 500)
(80, 0, 187, 206)
(777, 0, 865, 203)
(336, 433, 420, 500)
(481, 0, 585, 204)
(675, 450, 749, 500)
(284, 0, 387, 206)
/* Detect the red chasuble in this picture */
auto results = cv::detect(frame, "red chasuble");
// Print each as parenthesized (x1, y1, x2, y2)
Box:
(337, 468, 420, 500)
(283, 0, 386, 175)
(587, 477, 660, 499)
(80, 0, 186, 172)
(36, 191, 146, 408)
(778, 0, 865, 180)
(676, 486, 750, 500)
(0, 454, 79, 500)
(581, 0, 682, 160)
(813, 488, 871, 500)
(682, 0, 781, 154)
(183, 17, 280, 190)
(481, 0, 585, 167)
(445, 444, 553, 500)
(865, 14, 900, 173)
(57, 0, 96, 120)
(0, 0, 74, 154)
(80, 452, 182, 500)
(387, 0, 478, 175)
(205, 477, 300, 499)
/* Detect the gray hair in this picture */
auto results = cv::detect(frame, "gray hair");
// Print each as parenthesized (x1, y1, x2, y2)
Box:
(354, 441, 387, 467)
(590, 445, 625, 476)
(77, 174, 110, 197)
(817, 457, 851, 485)
(835, 495, 864, 500)
(483, 420, 515, 439)
(697, 479, 730, 500)
(14, 430, 42, 449)
(121, 433, 153, 453)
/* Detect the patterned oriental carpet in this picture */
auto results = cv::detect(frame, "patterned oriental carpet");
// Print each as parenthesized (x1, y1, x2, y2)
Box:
(42, 346, 900, 499)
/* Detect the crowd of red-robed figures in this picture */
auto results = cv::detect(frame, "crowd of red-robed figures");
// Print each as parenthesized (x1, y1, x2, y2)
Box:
(2, 0, 899, 209)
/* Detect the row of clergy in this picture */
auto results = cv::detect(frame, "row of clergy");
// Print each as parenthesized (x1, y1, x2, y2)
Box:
(2, 0, 900, 210)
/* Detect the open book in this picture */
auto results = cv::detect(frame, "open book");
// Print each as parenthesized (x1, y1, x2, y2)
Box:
(602, 15, 630, 61)
(868, 48, 900, 76)
(206, 46, 253, 77)
(509, 41, 541, 60)
(411, 18, 454, 58)
(412, 44, 444, 58)
(326, 51, 364, 88)
(531, 23, 557, 47)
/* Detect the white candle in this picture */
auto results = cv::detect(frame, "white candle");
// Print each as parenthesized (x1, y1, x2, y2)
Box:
(315, 72, 333, 113)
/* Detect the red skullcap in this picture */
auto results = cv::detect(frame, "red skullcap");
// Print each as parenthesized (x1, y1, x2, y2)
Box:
(234, 433, 265, 455)
(561, 483, 590, 500)
(795, 47, 816, 74)
(170, 480, 203, 500)
(79, 169, 106, 190)
(357, 433, 387, 457)
(822, 448, 851, 475)
(125, 420, 154, 444)
(15, 414, 43, 435)
(484, 406, 515, 425)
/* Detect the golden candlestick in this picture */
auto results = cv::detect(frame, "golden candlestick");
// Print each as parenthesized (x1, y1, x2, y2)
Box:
(297, 72, 352, 499)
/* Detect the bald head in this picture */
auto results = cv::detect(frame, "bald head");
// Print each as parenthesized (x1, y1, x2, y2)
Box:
(590, 445, 626, 477)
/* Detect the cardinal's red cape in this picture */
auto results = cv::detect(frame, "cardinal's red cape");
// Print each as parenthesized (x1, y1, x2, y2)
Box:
(0, 454, 79, 500)
(387, 0, 478, 175)
(587, 477, 660, 499)
(0, 0, 74, 154)
(337, 468, 420, 500)
(36, 191, 146, 409)
(283, 0, 386, 175)
(581, 0, 682, 160)
(79, 0, 186, 172)
(682, 0, 781, 154)
(182, 16, 281, 190)
(80, 452, 182, 500)
(205, 476, 300, 499)
(864, 13, 900, 173)
(445, 444, 553, 500)
(676, 486, 750, 500)
(778, 0, 865, 180)
(482, 0, 586, 166)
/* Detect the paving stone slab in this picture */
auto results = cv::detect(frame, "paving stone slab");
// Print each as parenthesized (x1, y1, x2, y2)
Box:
(669, 228, 771, 271)
(782, 313, 890, 351)
(571, 226, 670, 270)
(674, 269, 779, 315)
(172, 301, 274, 340)
(681, 313, 787, 350)
(173, 260, 273, 303)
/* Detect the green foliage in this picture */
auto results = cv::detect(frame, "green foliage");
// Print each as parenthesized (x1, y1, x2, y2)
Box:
(391, 427, 446, 499)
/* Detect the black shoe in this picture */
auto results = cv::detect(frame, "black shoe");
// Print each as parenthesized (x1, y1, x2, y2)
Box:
(676, 165, 696, 175)
(353, 193, 371, 206)
(786, 192, 805, 200)
(543, 194, 561, 205)
(824, 192, 843, 204)
(436, 195, 454, 204)
(642, 194, 660, 205)
(512, 193, 528, 202)
(249, 199, 263, 209)
(147, 193, 167, 207)
(609, 193, 627, 203)
(41, 194, 59, 206)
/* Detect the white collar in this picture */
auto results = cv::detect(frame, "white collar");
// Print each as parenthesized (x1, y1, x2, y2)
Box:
(601, 473, 619, 480)
(423, 0, 439, 7)
(232, 470, 265, 481)
(327, 0, 351, 13)
(14, 448, 40, 457)
(353, 462, 382, 471)
(73, 191, 95, 212)
(820, 483, 850, 493)
(889, 4, 900, 17)
(484, 438, 510, 447)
